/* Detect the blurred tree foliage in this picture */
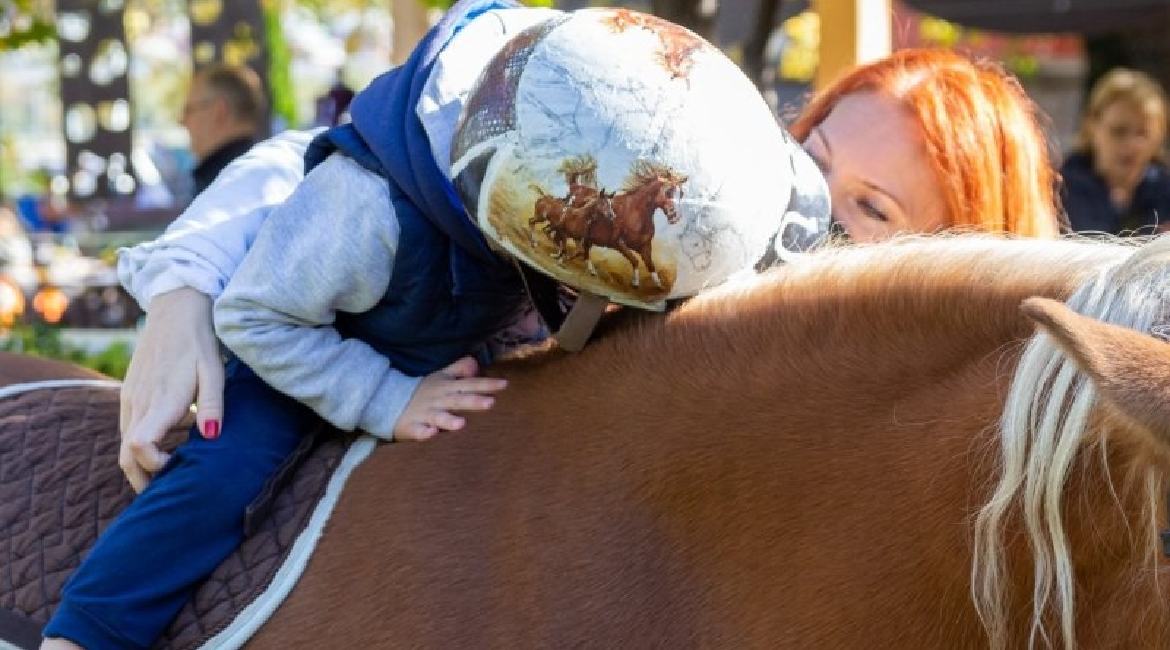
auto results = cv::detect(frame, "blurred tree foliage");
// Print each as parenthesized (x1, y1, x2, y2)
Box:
(296, 0, 552, 12)
(294, 0, 383, 16)
(0, 0, 55, 50)
(1, 323, 132, 378)
(262, 0, 297, 126)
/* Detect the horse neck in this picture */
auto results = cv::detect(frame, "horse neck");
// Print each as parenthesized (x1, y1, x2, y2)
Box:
(967, 235, 1170, 649)
(304, 237, 1155, 646)
(562, 238, 1128, 462)
(1063, 441, 1170, 646)
(615, 179, 662, 222)
(500, 239, 1110, 643)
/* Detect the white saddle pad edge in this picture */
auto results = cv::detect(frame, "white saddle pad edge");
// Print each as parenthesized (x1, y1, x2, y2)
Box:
(0, 379, 121, 401)
(199, 435, 379, 650)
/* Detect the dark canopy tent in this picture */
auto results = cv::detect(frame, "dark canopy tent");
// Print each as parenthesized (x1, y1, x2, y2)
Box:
(902, 0, 1170, 34)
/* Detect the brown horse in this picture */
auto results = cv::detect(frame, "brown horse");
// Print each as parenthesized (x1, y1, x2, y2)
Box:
(10, 235, 1170, 648)
(527, 185, 616, 259)
(545, 161, 687, 288)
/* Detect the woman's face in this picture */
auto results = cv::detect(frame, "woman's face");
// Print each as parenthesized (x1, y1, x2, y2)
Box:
(1087, 100, 1162, 187)
(801, 92, 948, 242)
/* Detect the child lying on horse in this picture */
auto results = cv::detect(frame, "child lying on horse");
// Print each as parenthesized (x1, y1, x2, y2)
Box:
(41, 2, 827, 648)
(113, 48, 1062, 509)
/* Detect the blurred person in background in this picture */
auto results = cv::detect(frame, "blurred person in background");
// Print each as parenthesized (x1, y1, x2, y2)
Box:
(314, 78, 356, 128)
(180, 63, 268, 198)
(1061, 67, 1170, 236)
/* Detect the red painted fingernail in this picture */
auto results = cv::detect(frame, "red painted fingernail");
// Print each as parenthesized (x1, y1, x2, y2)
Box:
(203, 420, 220, 440)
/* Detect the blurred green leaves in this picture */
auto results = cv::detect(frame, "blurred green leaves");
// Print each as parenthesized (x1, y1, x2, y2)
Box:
(0, 0, 56, 50)
(293, 0, 382, 18)
(263, 0, 297, 126)
(418, 0, 552, 10)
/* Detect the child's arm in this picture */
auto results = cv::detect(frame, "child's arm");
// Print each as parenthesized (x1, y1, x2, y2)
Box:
(117, 128, 322, 308)
(117, 129, 320, 491)
(214, 153, 501, 440)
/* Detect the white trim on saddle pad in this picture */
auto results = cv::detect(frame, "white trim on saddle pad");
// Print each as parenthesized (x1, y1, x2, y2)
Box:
(199, 435, 379, 650)
(0, 379, 121, 401)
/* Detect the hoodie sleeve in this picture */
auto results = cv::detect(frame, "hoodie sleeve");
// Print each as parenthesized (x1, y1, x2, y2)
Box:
(117, 128, 323, 309)
(213, 153, 420, 440)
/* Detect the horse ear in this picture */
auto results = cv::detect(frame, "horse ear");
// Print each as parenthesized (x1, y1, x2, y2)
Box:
(1021, 297, 1170, 444)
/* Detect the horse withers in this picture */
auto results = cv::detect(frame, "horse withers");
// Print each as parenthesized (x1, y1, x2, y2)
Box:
(5, 235, 1170, 649)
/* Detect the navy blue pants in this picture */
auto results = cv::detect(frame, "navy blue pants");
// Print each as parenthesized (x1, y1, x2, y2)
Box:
(44, 359, 317, 649)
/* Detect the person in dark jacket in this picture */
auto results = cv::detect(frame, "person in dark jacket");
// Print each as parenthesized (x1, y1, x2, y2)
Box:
(1061, 67, 1170, 236)
(180, 64, 267, 198)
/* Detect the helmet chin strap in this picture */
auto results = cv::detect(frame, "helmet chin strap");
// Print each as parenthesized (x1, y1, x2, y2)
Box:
(551, 291, 608, 352)
(514, 260, 609, 352)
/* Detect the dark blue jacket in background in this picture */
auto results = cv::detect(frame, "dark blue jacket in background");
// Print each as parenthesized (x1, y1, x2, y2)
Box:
(1060, 151, 1170, 236)
(304, 0, 530, 377)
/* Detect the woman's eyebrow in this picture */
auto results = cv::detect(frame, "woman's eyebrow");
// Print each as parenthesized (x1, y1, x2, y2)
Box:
(815, 124, 906, 214)
(861, 180, 907, 214)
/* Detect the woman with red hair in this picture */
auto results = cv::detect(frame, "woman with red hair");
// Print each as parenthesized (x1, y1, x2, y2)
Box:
(791, 48, 1062, 241)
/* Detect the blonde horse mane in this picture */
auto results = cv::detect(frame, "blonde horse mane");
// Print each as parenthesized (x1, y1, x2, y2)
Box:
(972, 234, 1170, 649)
(621, 159, 686, 192)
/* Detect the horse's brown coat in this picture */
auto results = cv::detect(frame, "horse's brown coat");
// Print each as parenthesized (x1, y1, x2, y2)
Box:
(0, 353, 105, 387)
(247, 239, 1170, 648)
(9, 239, 1170, 649)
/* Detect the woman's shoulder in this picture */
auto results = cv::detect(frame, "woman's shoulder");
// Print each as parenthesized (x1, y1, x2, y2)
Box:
(1142, 159, 1170, 186)
(1059, 151, 1105, 196)
(1059, 151, 1094, 176)
(1137, 161, 1170, 209)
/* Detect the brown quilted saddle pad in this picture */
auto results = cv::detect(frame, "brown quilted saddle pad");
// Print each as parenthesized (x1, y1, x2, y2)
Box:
(0, 383, 356, 650)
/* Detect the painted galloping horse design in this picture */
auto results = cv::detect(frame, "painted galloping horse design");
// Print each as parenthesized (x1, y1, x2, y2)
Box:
(529, 155, 608, 255)
(541, 160, 687, 288)
(528, 185, 617, 260)
(558, 154, 600, 209)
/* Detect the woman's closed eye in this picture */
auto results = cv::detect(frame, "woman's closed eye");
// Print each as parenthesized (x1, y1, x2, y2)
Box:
(856, 196, 888, 222)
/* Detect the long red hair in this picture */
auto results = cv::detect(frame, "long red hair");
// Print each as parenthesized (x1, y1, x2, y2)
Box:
(789, 49, 1060, 238)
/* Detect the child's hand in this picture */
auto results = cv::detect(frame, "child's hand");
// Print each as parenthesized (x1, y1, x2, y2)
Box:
(394, 356, 507, 441)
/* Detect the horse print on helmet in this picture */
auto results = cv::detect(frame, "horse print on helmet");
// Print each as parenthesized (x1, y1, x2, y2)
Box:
(525, 158, 688, 294)
(451, 8, 828, 310)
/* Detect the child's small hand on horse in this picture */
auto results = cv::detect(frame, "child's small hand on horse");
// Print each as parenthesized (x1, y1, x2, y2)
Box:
(393, 356, 507, 441)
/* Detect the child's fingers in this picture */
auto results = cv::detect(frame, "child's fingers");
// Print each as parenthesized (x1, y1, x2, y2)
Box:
(398, 421, 438, 441)
(440, 356, 480, 379)
(446, 377, 508, 395)
(430, 411, 466, 431)
(440, 392, 496, 411)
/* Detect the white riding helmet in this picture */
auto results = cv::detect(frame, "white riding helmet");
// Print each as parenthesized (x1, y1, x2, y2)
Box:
(451, 8, 829, 311)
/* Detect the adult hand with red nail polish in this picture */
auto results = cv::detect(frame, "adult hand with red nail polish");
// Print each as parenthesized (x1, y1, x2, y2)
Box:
(393, 356, 507, 441)
(119, 288, 225, 492)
